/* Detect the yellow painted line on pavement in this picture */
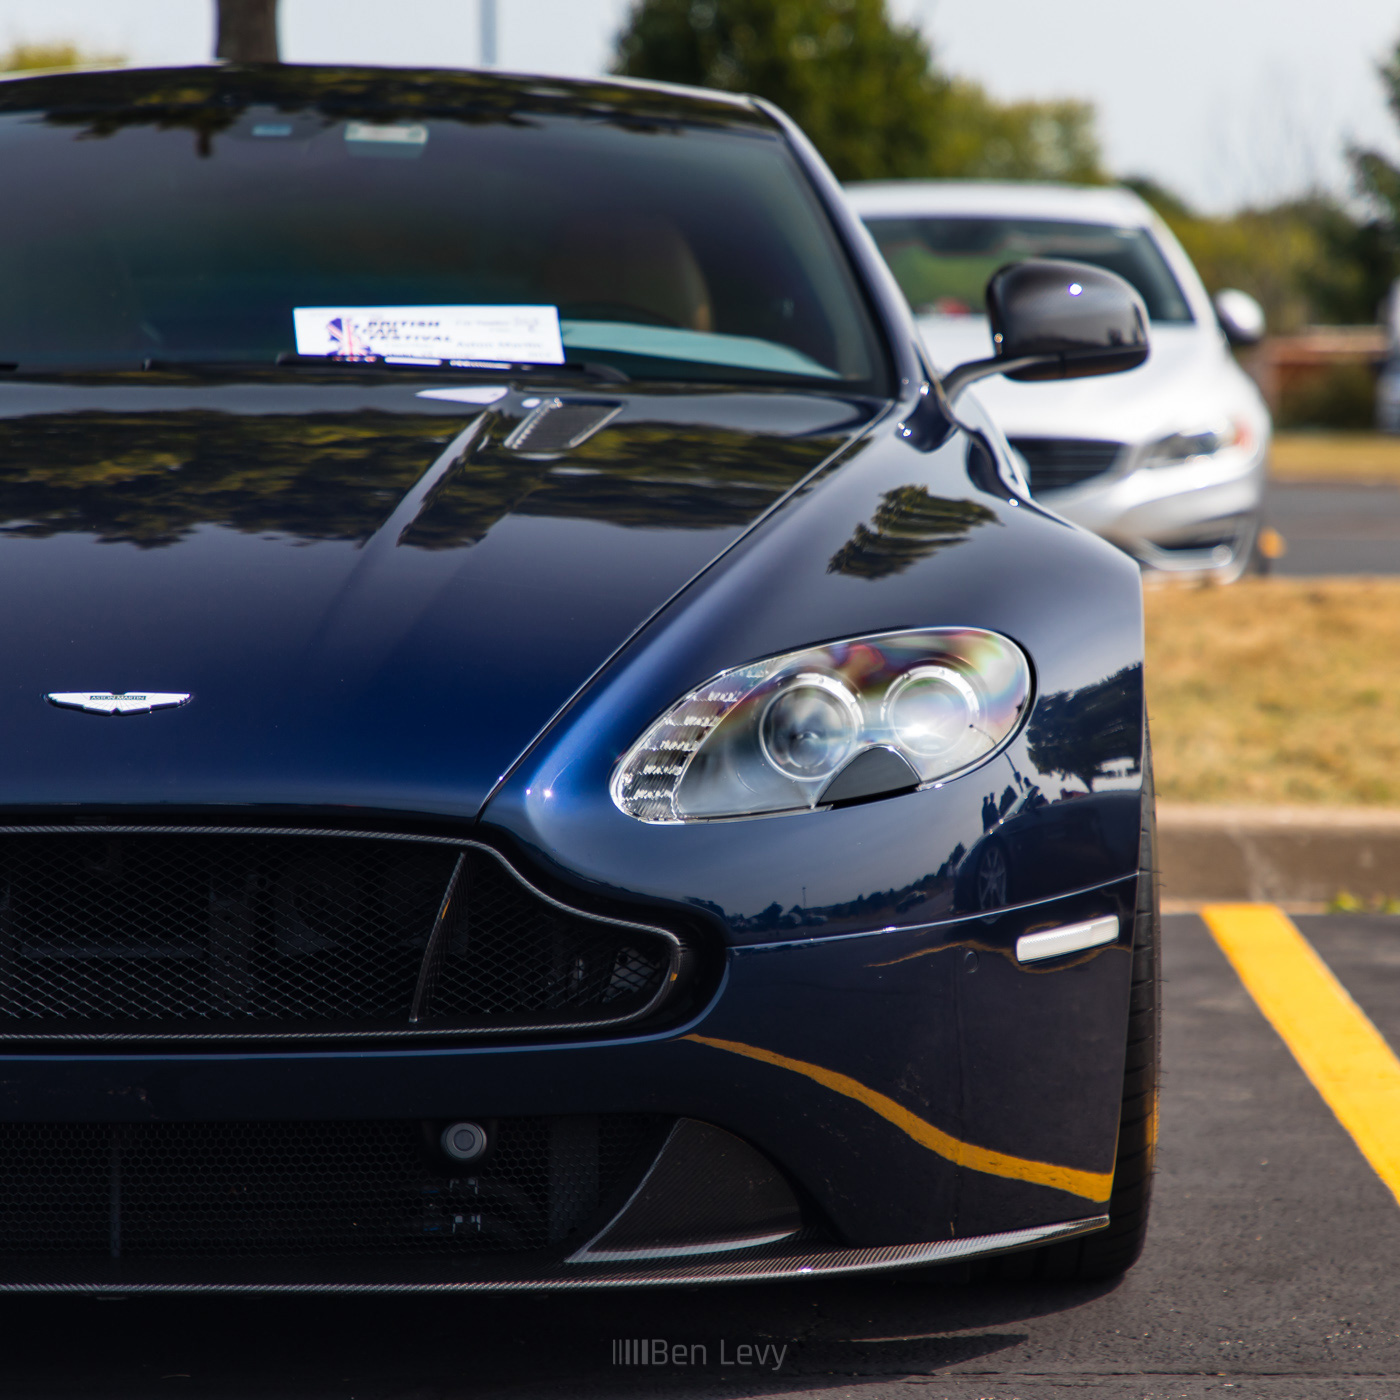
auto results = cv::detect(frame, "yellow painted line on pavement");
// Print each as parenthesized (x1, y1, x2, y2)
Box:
(1202, 902, 1400, 1207)
(684, 1033, 1113, 1201)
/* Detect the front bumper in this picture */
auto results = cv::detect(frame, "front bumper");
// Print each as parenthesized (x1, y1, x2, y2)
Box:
(1042, 447, 1267, 581)
(0, 877, 1135, 1290)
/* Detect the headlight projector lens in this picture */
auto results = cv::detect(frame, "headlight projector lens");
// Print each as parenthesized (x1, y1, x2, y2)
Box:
(611, 627, 1031, 822)
(759, 674, 861, 780)
(884, 665, 980, 758)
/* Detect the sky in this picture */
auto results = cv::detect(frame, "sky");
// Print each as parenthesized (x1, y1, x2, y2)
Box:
(0, 0, 1397, 214)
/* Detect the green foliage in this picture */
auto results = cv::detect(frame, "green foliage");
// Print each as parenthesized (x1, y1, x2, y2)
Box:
(613, 0, 942, 181)
(1130, 171, 1391, 424)
(612, 0, 1106, 184)
(935, 82, 1102, 184)
(0, 42, 122, 73)
(1353, 41, 1400, 230)
(1346, 36, 1400, 325)
(1125, 179, 1393, 331)
(1320, 889, 1400, 914)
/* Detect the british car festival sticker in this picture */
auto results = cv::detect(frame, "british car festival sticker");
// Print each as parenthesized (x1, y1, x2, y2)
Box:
(292, 305, 566, 364)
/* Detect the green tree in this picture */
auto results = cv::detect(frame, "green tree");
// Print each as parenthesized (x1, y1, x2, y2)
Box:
(937, 82, 1102, 184)
(612, 0, 1105, 184)
(1348, 37, 1400, 317)
(1126, 178, 1392, 331)
(1352, 41, 1400, 232)
(613, 0, 942, 181)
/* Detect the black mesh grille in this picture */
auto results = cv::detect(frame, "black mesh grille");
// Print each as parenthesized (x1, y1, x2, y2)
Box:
(1009, 437, 1124, 493)
(0, 1116, 662, 1258)
(0, 833, 680, 1041)
(426, 853, 670, 1025)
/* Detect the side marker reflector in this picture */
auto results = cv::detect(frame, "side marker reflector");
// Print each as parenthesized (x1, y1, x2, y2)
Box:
(1016, 915, 1119, 964)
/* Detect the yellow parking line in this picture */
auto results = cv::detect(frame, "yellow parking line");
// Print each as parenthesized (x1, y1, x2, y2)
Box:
(1202, 902, 1400, 1206)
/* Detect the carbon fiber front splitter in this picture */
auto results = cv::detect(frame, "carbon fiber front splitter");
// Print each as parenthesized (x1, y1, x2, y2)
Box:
(0, 1215, 1107, 1293)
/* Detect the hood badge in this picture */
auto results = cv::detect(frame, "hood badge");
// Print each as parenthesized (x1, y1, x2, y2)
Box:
(46, 692, 192, 716)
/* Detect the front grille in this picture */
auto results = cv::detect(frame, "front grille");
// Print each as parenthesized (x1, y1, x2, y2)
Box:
(1009, 437, 1125, 493)
(0, 1116, 663, 1259)
(0, 830, 683, 1041)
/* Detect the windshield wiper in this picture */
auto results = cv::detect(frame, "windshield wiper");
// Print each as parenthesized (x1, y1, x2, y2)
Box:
(0, 357, 632, 385)
(129, 354, 630, 383)
(282, 354, 629, 382)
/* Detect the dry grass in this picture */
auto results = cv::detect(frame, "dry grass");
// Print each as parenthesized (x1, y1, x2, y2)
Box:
(1271, 432, 1400, 482)
(1145, 577, 1400, 805)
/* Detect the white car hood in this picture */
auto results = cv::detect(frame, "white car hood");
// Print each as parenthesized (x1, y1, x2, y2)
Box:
(919, 316, 1261, 447)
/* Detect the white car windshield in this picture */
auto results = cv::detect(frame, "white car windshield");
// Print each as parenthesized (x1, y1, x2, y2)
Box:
(863, 215, 1194, 324)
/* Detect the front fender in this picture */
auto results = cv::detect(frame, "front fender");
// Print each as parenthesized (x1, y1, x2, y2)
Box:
(480, 415, 1145, 940)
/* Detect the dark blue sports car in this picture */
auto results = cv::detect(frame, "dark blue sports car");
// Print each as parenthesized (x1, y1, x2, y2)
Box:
(0, 63, 1156, 1292)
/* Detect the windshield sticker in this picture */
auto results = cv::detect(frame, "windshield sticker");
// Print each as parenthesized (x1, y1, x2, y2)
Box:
(343, 122, 429, 156)
(293, 306, 565, 364)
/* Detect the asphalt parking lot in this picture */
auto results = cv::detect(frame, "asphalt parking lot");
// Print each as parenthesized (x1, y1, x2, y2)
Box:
(1266, 481, 1400, 574)
(0, 912, 1393, 1399)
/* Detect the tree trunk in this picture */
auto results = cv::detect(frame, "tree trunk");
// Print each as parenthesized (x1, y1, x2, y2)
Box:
(215, 0, 280, 63)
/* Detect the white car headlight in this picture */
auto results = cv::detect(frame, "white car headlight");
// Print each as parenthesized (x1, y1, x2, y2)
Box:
(1141, 419, 1251, 469)
(610, 628, 1031, 823)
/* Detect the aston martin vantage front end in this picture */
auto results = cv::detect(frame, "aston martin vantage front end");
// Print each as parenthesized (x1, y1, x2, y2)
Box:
(0, 64, 1158, 1292)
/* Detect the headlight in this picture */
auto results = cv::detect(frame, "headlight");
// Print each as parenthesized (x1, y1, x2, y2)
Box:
(611, 628, 1031, 823)
(1141, 419, 1251, 468)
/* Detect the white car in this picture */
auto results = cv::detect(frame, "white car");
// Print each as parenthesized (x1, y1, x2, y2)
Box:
(846, 181, 1271, 581)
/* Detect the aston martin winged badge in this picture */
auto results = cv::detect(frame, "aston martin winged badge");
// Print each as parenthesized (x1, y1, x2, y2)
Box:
(46, 692, 192, 716)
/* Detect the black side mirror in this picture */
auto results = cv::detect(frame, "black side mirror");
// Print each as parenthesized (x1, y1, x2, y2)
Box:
(941, 259, 1149, 400)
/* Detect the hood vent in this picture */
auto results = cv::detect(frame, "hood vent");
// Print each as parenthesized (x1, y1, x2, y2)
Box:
(504, 398, 622, 455)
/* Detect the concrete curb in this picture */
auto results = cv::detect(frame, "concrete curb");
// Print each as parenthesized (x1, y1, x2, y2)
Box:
(1157, 802, 1400, 907)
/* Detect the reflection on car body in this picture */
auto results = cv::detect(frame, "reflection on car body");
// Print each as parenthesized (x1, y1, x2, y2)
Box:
(0, 64, 1158, 1292)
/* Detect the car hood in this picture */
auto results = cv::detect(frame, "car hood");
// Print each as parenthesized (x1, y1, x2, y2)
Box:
(0, 376, 871, 819)
(918, 317, 1260, 445)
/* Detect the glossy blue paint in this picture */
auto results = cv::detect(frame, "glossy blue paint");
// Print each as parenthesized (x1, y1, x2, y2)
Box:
(0, 64, 1152, 1278)
(484, 413, 1144, 933)
(0, 382, 871, 817)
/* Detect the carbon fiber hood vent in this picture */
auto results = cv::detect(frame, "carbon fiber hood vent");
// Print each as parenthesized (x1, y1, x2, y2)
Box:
(504, 398, 622, 454)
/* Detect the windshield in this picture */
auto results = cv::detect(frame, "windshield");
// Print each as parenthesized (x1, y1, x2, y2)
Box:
(0, 87, 888, 388)
(863, 215, 1194, 324)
